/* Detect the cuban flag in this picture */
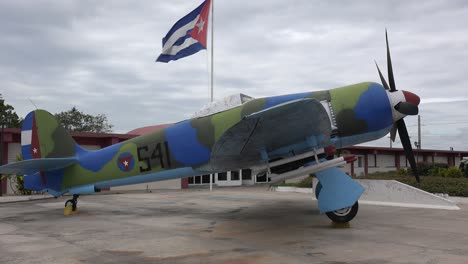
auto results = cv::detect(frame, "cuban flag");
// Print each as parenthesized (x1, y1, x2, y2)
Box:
(156, 0, 211, 63)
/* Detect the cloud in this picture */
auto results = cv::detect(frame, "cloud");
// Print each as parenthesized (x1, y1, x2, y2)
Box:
(421, 97, 468, 104)
(1, 0, 467, 151)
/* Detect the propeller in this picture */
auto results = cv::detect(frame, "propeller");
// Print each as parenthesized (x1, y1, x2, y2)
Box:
(376, 30, 420, 183)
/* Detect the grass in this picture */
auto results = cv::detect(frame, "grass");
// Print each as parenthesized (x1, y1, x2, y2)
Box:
(361, 173, 468, 197)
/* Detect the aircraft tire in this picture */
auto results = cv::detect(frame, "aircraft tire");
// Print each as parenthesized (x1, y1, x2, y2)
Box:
(314, 182, 322, 199)
(325, 201, 359, 223)
(65, 199, 77, 211)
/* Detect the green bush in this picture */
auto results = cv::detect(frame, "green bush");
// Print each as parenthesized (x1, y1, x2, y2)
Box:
(427, 167, 441, 176)
(416, 162, 448, 176)
(396, 168, 407, 176)
(444, 167, 463, 178)
(0, 155, 31, 195)
(437, 168, 448, 177)
(279, 169, 468, 197)
(362, 171, 468, 196)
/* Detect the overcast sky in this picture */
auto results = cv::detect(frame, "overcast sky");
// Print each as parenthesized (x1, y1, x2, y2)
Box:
(1, 0, 468, 151)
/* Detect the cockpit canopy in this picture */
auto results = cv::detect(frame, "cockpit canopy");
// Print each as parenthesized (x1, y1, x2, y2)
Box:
(191, 93, 254, 118)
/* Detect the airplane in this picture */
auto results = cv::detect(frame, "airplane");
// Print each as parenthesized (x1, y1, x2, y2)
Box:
(0, 31, 420, 223)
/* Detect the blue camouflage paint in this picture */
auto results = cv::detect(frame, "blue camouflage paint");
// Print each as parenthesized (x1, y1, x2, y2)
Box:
(332, 126, 392, 149)
(315, 167, 365, 213)
(354, 83, 393, 132)
(24, 172, 44, 190)
(94, 167, 205, 189)
(263, 92, 312, 109)
(166, 120, 211, 166)
(24, 169, 64, 193)
(76, 144, 121, 172)
(45, 169, 65, 192)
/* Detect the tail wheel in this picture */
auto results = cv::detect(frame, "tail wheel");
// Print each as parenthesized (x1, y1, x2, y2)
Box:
(325, 201, 359, 223)
(65, 199, 77, 211)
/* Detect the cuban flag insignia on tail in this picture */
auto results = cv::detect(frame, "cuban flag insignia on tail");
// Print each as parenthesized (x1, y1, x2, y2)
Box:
(21, 112, 42, 160)
(156, 0, 211, 63)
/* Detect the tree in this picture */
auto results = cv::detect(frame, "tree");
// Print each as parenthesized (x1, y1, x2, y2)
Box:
(55, 107, 113, 133)
(0, 94, 21, 128)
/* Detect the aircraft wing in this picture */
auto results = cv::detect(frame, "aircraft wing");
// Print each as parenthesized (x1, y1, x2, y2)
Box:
(210, 98, 331, 170)
(0, 158, 77, 175)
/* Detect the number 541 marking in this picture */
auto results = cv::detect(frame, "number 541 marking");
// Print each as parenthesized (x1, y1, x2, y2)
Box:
(137, 141, 171, 172)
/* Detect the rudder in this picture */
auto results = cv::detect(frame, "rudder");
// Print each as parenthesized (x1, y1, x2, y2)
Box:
(21, 109, 77, 160)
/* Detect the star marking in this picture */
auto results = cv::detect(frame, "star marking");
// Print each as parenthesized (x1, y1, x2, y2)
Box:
(33, 148, 38, 154)
(123, 160, 129, 167)
(195, 18, 205, 33)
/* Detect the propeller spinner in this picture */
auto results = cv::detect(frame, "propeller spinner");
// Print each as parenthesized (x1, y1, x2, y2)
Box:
(376, 30, 421, 183)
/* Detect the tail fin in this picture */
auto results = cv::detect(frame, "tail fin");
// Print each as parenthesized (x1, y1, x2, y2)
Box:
(21, 109, 77, 160)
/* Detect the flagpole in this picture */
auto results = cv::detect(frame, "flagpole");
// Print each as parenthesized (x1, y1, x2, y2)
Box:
(210, 0, 214, 103)
(209, 0, 214, 192)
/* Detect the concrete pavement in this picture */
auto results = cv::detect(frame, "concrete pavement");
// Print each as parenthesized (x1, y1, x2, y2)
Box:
(1, 187, 468, 264)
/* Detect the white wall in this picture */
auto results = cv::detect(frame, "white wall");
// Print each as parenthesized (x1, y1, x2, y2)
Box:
(215, 171, 242, 186)
(81, 145, 101, 150)
(8, 143, 21, 163)
(366, 154, 395, 174)
(6, 143, 21, 194)
(378, 154, 395, 168)
(399, 155, 408, 168)
(434, 156, 446, 164)
(338, 163, 352, 175)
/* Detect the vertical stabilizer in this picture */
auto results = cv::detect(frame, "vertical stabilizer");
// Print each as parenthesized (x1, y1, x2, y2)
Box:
(21, 110, 77, 160)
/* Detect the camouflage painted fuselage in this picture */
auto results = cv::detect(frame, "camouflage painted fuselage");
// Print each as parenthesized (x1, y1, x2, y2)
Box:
(24, 82, 393, 196)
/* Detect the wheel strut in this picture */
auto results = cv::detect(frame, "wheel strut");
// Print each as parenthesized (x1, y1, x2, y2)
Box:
(64, 194, 80, 215)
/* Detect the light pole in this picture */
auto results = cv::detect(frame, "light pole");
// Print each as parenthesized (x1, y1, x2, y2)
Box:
(414, 141, 420, 164)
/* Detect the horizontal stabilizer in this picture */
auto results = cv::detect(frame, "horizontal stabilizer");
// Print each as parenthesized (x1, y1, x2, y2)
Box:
(0, 158, 77, 175)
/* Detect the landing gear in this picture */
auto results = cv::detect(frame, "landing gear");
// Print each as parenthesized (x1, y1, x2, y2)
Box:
(325, 201, 359, 223)
(315, 180, 359, 223)
(64, 194, 79, 215)
(314, 182, 322, 199)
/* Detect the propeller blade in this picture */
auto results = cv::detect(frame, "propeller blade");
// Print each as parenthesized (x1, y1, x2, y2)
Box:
(385, 30, 397, 92)
(390, 124, 397, 142)
(394, 102, 419, 115)
(396, 119, 420, 183)
(375, 61, 391, 91)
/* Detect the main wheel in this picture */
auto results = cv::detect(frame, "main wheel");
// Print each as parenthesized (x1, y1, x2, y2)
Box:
(314, 181, 322, 199)
(325, 201, 359, 223)
(65, 199, 77, 211)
